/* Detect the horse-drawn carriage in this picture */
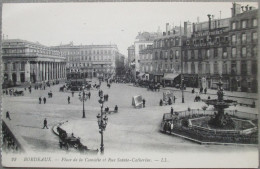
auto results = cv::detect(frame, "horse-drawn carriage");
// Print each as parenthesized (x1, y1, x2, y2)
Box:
(57, 127, 98, 154)
(13, 90, 24, 96)
(147, 84, 160, 91)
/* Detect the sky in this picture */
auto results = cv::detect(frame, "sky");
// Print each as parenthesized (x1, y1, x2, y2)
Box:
(2, 2, 258, 56)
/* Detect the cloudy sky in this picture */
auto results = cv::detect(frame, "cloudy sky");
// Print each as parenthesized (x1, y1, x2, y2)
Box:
(2, 2, 257, 55)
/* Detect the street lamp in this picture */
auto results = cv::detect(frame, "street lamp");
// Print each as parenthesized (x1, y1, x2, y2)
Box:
(97, 95, 108, 154)
(79, 87, 87, 118)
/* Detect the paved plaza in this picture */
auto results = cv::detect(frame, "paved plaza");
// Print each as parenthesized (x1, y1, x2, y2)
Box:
(2, 79, 258, 154)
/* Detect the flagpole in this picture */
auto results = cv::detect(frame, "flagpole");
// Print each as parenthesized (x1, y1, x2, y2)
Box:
(180, 21, 184, 103)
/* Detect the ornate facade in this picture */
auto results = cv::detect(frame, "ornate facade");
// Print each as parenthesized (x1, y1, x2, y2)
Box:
(52, 43, 119, 79)
(2, 39, 66, 85)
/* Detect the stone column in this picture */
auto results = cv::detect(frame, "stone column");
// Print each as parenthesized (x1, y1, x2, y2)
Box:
(35, 62, 39, 82)
(39, 62, 42, 82)
(42, 62, 46, 82)
(54, 63, 57, 80)
(25, 61, 30, 82)
(16, 62, 21, 84)
(48, 62, 51, 80)
(7, 62, 12, 81)
(46, 62, 49, 81)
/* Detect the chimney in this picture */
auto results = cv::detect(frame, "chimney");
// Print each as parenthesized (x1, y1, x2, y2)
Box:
(192, 23, 196, 33)
(166, 23, 169, 34)
(184, 22, 188, 36)
(207, 14, 211, 31)
(232, 3, 241, 17)
(245, 5, 249, 11)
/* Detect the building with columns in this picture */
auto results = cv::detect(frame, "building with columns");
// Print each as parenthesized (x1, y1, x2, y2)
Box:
(51, 43, 119, 80)
(2, 39, 66, 86)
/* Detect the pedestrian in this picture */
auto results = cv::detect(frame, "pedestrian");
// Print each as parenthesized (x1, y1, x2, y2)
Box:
(6, 111, 11, 120)
(68, 96, 70, 104)
(173, 96, 176, 103)
(200, 87, 203, 93)
(168, 97, 172, 105)
(192, 88, 195, 94)
(44, 85, 46, 90)
(29, 88, 31, 93)
(142, 98, 146, 108)
(24, 87, 27, 91)
(6, 89, 8, 95)
(88, 92, 91, 99)
(39, 97, 42, 104)
(171, 107, 174, 116)
(43, 97, 46, 104)
(160, 99, 163, 106)
(208, 96, 211, 100)
(114, 105, 118, 112)
(107, 94, 109, 101)
(204, 87, 207, 94)
(42, 118, 48, 129)
(72, 91, 74, 97)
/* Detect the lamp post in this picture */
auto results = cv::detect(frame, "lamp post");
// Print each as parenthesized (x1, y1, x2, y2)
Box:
(79, 86, 87, 118)
(97, 95, 108, 154)
(180, 22, 184, 103)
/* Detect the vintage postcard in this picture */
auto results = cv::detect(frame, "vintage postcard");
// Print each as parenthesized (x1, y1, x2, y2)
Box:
(1, 1, 259, 168)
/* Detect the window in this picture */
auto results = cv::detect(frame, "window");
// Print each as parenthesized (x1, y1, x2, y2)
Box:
(252, 32, 257, 40)
(222, 62, 227, 74)
(165, 51, 168, 59)
(242, 47, 247, 57)
(175, 50, 179, 59)
(252, 61, 257, 75)
(214, 62, 218, 74)
(253, 18, 257, 27)
(12, 63, 16, 71)
(232, 35, 236, 44)
(242, 33, 246, 43)
(232, 48, 236, 58)
(206, 49, 210, 58)
(81, 56, 84, 60)
(160, 51, 163, 59)
(231, 61, 236, 75)
(214, 48, 218, 58)
(85, 56, 88, 60)
(242, 20, 247, 28)
(81, 51, 83, 55)
(232, 22, 236, 30)
(223, 47, 227, 58)
(252, 46, 257, 57)
(206, 63, 210, 74)
(4, 63, 7, 71)
(241, 61, 247, 75)
(170, 50, 173, 59)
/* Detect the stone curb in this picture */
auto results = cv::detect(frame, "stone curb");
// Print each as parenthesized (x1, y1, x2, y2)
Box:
(162, 130, 258, 146)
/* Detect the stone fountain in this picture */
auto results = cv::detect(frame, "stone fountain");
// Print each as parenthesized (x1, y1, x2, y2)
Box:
(204, 80, 237, 128)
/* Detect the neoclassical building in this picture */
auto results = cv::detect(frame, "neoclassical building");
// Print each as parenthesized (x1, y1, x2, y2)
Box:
(51, 43, 119, 79)
(2, 39, 66, 85)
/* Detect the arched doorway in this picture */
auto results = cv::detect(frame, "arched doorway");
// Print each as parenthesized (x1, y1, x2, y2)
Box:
(20, 73, 25, 83)
(12, 73, 17, 85)
(241, 78, 248, 92)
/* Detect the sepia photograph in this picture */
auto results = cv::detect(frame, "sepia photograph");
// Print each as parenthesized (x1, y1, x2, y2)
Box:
(1, 1, 259, 168)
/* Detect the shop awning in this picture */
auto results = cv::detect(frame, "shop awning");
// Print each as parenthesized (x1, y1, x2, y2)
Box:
(163, 73, 179, 80)
(137, 73, 145, 77)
